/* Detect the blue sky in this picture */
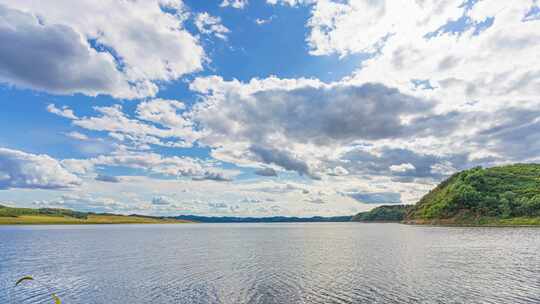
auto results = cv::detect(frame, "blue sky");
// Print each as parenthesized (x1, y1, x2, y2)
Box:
(0, 0, 539, 216)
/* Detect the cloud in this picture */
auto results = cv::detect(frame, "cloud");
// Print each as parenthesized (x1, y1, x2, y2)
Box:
(186, 2, 540, 189)
(266, 0, 312, 6)
(255, 16, 275, 25)
(305, 197, 325, 204)
(85, 150, 236, 180)
(297, 0, 465, 57)
(467, 108, 540, 162)
(50, 77, 444, 179)
(220, 0, 248, 9)
(136, 99, 188, 127)
(250, 145, 314, 178)
(275, 1, 540, 124)
(95, 174, 121, 183)
(327, 166, 348, 176)
(195, 12, 230, 40)
(239, 197, 264, 204)
(254, 167, 278, 177)
(60, 148, 240, 184)
(45, 194, 126, 213)
(49, 103, 197, 149)
(339, 146, 469, 181)
(192, 171, 233, 182)
(191, 80, 433, 146)
(1, 170, 419, 216)
(188, 76, 448, 178)
(0, 0, 204, 98)
(208, 202, 228, 209)
(152, 196, 175, 205)
(319, 1, 540, 117)
(430, 161, 458, 176)
(47, 104, 78, 120)
(35, 0, 540, 203)
(255, 183, 311, 196)
(389, 163, 415, 173)
(0, 5, 132, 97)
(64, 131, 89, 141)
(346, 192, 402, 204)
(0, 147, 81, 190)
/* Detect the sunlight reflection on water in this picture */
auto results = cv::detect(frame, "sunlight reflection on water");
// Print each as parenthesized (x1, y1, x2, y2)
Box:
(1, 223, 539, 304)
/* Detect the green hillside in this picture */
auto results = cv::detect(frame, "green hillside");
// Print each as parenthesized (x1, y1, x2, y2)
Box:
(406, 164, 540, 225)
(0, 205, 88, 219)
(0, 205, 192, 225)
(352, 205, 409, 222)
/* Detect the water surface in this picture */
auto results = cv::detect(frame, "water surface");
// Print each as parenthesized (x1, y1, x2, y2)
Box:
(1, 223, 539, 303)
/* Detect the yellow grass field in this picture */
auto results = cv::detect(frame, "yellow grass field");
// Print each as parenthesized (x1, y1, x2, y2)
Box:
(0, 214, 192, 225)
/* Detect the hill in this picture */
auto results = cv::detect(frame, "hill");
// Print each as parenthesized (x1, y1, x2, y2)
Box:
(405, 164, 540, 225)
(0, 205, 192, 225)
(0, 205, 352, 225)
(175, 215, 352, 223)
(352, 205, 410, 222)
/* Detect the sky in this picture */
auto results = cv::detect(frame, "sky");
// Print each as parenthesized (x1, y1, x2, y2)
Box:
(0, 0, 539, 217)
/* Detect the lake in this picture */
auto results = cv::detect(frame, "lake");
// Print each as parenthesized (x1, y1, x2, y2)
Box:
(1, 223, 539, 304)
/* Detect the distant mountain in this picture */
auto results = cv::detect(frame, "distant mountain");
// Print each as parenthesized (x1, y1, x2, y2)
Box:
(174, 215, 352, 223)
(0, 204, 354, 224)
(352, 205, 410, 222)
(405, 164, 540, 225)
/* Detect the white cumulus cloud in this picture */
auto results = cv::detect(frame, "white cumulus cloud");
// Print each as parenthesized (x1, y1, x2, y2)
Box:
(220, 0, 248, 9)
(389, 163, 415, 173)
(0, 147, 81, 190)
(195, 12, 230, 40)
(0, 0, 204, 98)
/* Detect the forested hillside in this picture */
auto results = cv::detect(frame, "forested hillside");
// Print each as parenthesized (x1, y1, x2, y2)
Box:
(352, 205, 409, 222)
(406, 164, 540, 225)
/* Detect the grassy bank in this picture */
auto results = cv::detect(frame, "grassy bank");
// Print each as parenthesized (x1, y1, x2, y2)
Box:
(0, 214, 192, 225)
(0, 205, 192, 225)
(404, 216, 540, 227)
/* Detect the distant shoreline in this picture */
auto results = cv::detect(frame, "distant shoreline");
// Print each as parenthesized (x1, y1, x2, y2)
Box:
(3, 218, 540, 227)
(0, 214, 192, 225)
(0, 205, 355, 225)
(0, 205, 192, 225)
(173, 214, 352, 223)
(402, 218, 540, 227)
(353, 219, 540, 227)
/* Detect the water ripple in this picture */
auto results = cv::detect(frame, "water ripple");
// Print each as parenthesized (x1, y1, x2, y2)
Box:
(1, 223, 539, 304)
